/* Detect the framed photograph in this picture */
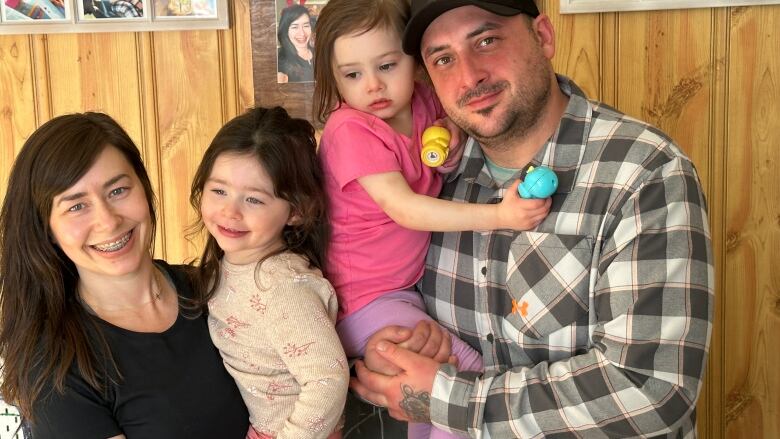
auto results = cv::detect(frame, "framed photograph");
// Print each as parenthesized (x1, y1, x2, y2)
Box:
(2, 0, 71, 22)
(560, 0, 780, 13)
(252, 0, 322, 125)
(0, 0, 227, 34)
(154, 0, 219, 19)
(77, 0, 145, 21)
(274, 0, 325, 84)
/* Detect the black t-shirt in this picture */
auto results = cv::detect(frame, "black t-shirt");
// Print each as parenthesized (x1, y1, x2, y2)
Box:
(277, 48, 313, 82)
(31, 261, 250, 439)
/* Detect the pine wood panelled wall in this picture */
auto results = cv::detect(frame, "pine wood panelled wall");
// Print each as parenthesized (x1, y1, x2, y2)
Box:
(0, 0, 255, 261)
(0, 1, 777, 437)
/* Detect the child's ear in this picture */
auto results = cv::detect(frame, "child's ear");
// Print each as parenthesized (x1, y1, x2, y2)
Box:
(287, 211, 302, 226)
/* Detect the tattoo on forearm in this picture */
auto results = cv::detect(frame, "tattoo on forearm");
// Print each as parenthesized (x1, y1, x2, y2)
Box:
(399, 384, 431, 423)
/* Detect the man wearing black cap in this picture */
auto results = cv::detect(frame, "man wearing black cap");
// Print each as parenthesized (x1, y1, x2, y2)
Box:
(352, 1, 713, 438)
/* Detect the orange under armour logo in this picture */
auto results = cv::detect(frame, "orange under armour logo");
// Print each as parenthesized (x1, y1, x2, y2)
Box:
(511, 299, 529, 317)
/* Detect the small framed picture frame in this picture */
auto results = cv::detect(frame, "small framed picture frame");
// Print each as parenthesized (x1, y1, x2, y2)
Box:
(0, 0, 228, 34)
(2, 0, 72, 23)
(77, 0, 145, 22)
(154, 0, 219, 19)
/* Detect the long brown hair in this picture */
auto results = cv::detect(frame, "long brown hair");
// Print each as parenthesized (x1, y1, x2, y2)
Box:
(278, 5, 314, 57)
(0, 112, 157, 421)
(189, 106, 329, 305)
(313, 0, 411, 124)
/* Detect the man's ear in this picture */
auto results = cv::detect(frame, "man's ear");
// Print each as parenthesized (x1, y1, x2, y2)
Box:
(532, 14, 556, 60)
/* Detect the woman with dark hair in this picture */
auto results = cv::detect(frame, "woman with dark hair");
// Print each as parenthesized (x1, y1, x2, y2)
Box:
(0, 112, 249, 438)
(277, 5, 315, 83)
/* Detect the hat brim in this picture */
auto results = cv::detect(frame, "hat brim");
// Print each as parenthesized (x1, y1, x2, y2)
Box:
(402, 0, 525, 55)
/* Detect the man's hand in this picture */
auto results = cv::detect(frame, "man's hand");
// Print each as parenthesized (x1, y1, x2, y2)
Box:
(364, 321, 453, 375)
(351, 341, 441, 423)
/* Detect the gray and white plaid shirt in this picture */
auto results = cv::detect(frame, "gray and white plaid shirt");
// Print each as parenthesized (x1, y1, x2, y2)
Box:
(420, 76, 714, 438)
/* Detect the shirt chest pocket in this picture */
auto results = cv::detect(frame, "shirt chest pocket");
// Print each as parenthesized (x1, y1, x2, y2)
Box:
(504, 232, 593, 339)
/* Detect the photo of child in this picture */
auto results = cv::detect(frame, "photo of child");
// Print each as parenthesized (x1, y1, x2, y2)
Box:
(2, 0, 67, 21)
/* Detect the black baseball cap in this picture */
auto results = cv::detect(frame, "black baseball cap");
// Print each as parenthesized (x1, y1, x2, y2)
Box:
(402, 0, 540, 55)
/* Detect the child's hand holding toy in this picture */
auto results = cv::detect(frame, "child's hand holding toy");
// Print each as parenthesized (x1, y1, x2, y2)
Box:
(492, 166, 557, 230)
(421, 120, 464, 173)
(494, 179, 552, 230)
(518, 166, 558, 199)
(421, 125, 450, 167)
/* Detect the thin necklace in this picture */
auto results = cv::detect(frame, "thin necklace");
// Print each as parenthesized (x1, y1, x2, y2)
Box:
(78, 268, 164, 315)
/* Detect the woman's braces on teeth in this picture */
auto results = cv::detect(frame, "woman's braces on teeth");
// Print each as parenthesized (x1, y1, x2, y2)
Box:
(92, 230, 132, 252)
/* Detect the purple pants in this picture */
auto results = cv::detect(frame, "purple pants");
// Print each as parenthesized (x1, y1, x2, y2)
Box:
(337, 290, 482, 439)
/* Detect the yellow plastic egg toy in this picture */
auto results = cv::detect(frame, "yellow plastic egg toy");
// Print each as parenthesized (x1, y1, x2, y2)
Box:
(421, 126, 451, 167)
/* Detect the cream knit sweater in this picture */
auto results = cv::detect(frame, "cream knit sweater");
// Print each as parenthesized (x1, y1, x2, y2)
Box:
(208, 252, 348, 438)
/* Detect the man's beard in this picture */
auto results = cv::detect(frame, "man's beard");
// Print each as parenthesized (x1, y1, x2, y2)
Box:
(448, 61, 553, 152)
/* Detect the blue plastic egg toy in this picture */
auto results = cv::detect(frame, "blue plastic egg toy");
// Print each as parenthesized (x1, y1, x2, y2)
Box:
(518, 166, 558, 199)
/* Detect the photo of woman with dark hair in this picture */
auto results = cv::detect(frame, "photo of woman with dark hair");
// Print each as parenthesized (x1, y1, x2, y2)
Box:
(276, 3, 315, 83)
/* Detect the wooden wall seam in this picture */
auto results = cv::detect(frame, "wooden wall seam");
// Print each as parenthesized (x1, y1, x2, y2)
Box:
(217, 25, 230, 125)
(136, 31, 167, 260)
(707, 5, 729, 439)
(220, 0, 241, 120)
(30, 34, 51, 125)
(598, 12, 617, 105)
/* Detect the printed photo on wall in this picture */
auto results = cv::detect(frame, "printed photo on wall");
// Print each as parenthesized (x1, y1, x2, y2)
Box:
(2, 0, 69, 21)
(275, 0, 327, 84)
(154, 0, 217, 19)
(79, 0, 144, 20)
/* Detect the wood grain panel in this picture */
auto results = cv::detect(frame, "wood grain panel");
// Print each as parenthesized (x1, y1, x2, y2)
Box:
(218, 0, 255, 118)
(613, 8, 713, 189)
(152, 29, 227, 264)
(30, 35, 52, 123)
(598, 12, 618, 106)
(724, 5, 780, 438)
(538, 0, 601, 99)
(43, 33, 143, 138)
(232, 0, 256, 114)
(0, 35, 36, 200)
(702, 7, 729, 438)
(135, 32, 166, 259)
(600, 7, 721, 436)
